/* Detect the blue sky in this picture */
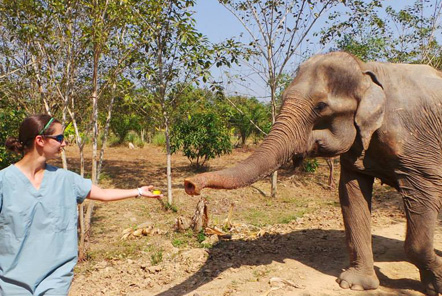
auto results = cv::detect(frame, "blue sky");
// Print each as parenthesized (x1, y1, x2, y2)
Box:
(194, 0, 243, 43)
(193, 0, 439, 100)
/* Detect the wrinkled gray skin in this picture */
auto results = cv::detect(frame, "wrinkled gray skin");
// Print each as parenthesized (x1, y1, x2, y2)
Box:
(184, 52, 442, 295)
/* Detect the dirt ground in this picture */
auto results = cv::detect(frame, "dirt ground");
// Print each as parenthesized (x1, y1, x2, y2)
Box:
(59, 144, 442, 296)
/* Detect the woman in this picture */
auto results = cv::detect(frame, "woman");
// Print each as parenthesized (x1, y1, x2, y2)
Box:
(0, 114, 162, 295)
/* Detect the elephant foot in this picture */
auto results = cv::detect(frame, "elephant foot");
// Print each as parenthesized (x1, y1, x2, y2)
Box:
(420, 268, 442, 296)
(337, 267, 379, 291)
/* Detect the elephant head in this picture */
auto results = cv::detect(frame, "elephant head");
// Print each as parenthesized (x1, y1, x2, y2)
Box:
(184, 52, 385, 195)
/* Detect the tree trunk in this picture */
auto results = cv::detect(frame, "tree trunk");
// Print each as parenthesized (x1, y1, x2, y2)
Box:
(97, 86, 116, 177)
(61, 103, 69, 170)
(165, 115, 173, 205)
(270, 81, 278, 197)
(30, 53, 51, 113)
(271, 170, 278, 197)
(77, 143, 87, 261)
(69, 107, 87, 261)
(82, 44, 100, 260)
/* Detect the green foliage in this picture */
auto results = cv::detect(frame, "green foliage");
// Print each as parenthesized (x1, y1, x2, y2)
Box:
(222, 96, 271, 147)
(152, 132, 166, 146)
(275, 73, 294, 109)
(172, 238, 186, 248)
(109, 97, 143, 144)
(323, 0, 441, 64)
(171, 112, 232, 167)
(303, 158, 319, 173)
(321, 0, 387, 61)
(63, 123, 75, 138)
(132, 0, 241, 107)
(170, 230, 201, 249)
(163, 202, 178, 212)
(0, 106, 26, 169)
(170, 84, 217, 119)
(336, 35, 388, 62)
(196, 231, 206, 243)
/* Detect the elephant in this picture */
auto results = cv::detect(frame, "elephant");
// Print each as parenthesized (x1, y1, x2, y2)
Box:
(183, 51, 442, 295)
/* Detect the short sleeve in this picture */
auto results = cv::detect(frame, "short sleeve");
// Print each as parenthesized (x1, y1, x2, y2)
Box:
(71, 172, 92, 204)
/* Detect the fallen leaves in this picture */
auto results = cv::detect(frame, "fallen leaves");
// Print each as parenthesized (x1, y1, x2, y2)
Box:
(121, 222, 167, 240)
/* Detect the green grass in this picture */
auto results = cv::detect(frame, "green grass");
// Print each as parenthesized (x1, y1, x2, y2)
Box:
(237, 193, 318, 227)
(169, 229, 205, 249)
(172, 238, 186, 247)
(103, 240, 145, 260)
(277, 214, 300, 224)
(150, 250, 163, 265)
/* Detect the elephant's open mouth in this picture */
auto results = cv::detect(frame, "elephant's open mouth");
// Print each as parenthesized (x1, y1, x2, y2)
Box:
(184, 179, 199, 195)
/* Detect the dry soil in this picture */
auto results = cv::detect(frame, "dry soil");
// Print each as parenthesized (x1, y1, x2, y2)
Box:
(58, 144, 442, 296)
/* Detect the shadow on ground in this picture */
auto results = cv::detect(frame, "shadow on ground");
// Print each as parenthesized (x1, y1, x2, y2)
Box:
(154, 229, 425, 296)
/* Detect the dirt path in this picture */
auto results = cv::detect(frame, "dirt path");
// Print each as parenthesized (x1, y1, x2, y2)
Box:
(65, 145, 438, 296)
(142, 220, 431, 296)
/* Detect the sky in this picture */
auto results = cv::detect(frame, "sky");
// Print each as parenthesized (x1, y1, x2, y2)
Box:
(194, 0, 259, 99)
(194, 0, 243, 43)
(193, 0, 439, 101)
(193, 0, 347, 100)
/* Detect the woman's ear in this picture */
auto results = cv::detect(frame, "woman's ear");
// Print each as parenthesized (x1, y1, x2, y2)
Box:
(34, 135, 46, 148)
(354, 70, 386, 151)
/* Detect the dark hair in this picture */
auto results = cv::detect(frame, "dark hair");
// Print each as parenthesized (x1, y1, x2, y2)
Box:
(5, 114, 61, 154)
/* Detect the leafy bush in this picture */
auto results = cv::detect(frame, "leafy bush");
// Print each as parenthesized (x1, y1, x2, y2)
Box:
(220, 96, 271, 147)
(152, 132, 166, 146)
(171, 112, 232, 167)
(108, 96, 143, 144)
(303, 158, 319, 173)
(110, 114, 142, 144)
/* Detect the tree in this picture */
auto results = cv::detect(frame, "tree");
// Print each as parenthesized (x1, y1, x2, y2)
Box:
(109, 96, 143, 144)
(0, 0, 150, 261)
(220, 0, 341, 197)
(0, 102, 26, 169)
(171, 112, 232, 167)
(323, 0, 442, 65)
(321, 0, 388, 61)
(75, 0, 148, 261)
(223, 96, 270, 146)
(385, 0, 442, 66)
(131, 0, 239, 204)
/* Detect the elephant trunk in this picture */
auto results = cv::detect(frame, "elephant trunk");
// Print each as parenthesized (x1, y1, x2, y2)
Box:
(184, 99, 314, 195)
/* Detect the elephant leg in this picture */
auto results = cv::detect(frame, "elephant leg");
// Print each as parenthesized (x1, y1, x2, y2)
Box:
(403, 194, 442, 296)
(337, 167, 379, 290)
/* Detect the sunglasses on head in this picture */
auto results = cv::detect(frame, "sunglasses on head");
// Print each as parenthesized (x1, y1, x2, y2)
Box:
(44, 134, 65, 143)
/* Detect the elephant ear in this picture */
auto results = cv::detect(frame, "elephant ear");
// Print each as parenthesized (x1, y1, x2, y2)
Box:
(355, 70, 386, 151)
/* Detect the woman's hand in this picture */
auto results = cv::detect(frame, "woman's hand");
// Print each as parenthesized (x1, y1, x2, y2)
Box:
(138, 185, 163, 198)
(88, 184, 163, 201)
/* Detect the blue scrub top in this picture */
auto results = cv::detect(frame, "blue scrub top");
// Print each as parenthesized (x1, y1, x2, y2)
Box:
(0, 164, 92, 295)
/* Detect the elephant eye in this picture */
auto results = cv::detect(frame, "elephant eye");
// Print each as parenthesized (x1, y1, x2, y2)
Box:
(314, 102, 328, 112)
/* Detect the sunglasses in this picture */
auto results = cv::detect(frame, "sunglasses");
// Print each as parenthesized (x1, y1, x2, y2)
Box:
(44, 134, 65, 143)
